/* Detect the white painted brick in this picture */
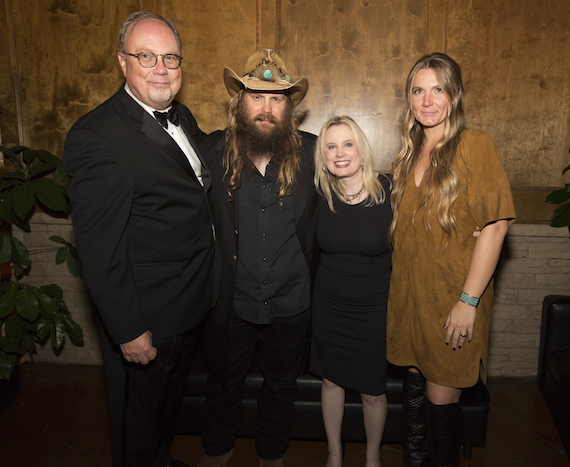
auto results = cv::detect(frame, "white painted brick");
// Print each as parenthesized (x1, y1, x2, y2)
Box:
(494, 273, 536, 289)
(499, 259, 549, 274)
(491, 333, 540, 347)
(508, 349, 539, 362)
(504, 244, 529, 257)
(529, 242, 569, 252)
(536, 274, 570, 288)
(492, 303, 538, 320)
(512, 320, 541, 334)
(488, 346, 510, 356)
(529, 250, 570, 260)
(490, 319, 513, 333)
(494, 288, 518, 303)
(517, 288, 553, 304)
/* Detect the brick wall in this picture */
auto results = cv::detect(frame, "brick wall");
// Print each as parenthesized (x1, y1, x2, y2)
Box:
(12, 213, 102, 365)
(12, 216, 570, 377)
(488, 223, 570, 377)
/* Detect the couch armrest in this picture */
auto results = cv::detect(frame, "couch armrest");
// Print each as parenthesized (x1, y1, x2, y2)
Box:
(538, 295, 570, 390)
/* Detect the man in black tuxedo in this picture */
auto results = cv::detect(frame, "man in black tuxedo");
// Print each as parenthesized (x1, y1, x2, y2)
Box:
(63, 11, 213, 467)
(198, 49, 318, 467)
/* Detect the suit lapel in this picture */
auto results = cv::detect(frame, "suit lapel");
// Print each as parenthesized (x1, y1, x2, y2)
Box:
(140, 112, 199, 181)
(177, 106, 211, 191)
(208, 133, 238, 229)
(116, 88, 202, 184)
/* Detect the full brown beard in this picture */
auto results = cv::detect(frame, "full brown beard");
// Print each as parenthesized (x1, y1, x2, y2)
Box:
(234, 99, 295, 171)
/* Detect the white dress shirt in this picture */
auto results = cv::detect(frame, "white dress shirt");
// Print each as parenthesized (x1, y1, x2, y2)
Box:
(125, 83, 204, 186)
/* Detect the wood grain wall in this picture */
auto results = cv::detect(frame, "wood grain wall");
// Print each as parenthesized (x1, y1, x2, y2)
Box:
(1, 0, 569, 221)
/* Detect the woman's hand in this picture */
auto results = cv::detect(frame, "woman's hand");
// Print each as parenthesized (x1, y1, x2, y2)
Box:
(444, 219, 509, 350)
(444, 300, 477, 350)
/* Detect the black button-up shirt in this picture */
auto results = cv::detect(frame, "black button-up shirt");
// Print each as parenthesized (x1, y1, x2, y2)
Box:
(233, 164, 310, 324)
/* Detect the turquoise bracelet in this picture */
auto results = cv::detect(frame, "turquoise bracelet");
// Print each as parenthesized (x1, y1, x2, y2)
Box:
(460, 292, 479, 307)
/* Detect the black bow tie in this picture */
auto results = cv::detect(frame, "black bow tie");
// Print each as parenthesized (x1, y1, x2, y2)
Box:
(154, 107, 179, 128)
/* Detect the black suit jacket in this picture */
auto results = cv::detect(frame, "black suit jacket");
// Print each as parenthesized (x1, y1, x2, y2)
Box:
(199, 130, 319, 383)
(64, 85, 214, 345)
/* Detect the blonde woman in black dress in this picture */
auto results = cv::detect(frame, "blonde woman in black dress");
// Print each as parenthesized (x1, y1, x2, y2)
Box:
(311, 116, 392, 467)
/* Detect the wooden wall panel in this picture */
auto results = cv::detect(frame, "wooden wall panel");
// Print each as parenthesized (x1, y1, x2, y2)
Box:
(9, 0, 140, 155)
(161, 0, 259, 133)
(279, 0, 427, 171)
(426, 0, 447, 53)
(259, 0, 278, 52)
(445, 0, 570, 187)
(0, 1, 19, 147)
(1, 0, 568, 196)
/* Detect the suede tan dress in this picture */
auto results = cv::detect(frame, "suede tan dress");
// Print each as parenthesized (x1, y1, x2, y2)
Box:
(387, 129, 516, 388)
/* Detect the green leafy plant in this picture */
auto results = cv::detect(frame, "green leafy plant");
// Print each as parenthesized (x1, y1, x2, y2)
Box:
(0, 145, 83, 381)
(545, 163, 570, 229)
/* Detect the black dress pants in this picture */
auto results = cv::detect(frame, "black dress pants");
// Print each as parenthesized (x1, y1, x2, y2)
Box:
(99, 320, 200, 467)
(201, 311, 309, 460)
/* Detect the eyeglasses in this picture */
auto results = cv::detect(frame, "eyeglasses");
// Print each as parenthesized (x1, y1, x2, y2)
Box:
(123, 52, 183, 69)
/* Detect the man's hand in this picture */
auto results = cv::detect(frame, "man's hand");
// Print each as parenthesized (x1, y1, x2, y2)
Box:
(119, 330, 157, 365)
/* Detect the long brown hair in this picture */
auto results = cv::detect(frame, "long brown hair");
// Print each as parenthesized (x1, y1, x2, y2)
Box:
(389, 53, 468, 244)
(223, 90, 302, 205)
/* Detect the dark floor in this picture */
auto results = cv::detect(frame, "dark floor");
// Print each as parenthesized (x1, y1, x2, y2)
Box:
(1, 363, 568, 467)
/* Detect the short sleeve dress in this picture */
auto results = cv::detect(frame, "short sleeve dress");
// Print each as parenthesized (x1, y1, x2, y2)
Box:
(310, 176, 392, 396)
(387, 129, 516, 388)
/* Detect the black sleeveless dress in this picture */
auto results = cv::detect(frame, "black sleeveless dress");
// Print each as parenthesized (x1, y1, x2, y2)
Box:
(310, 176, 392, 395)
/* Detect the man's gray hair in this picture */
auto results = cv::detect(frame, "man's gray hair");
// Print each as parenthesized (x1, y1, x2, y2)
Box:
(117, 11, 182, 54)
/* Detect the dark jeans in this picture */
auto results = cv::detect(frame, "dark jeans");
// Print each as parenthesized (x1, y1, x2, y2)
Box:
(202, 311, 309, 460)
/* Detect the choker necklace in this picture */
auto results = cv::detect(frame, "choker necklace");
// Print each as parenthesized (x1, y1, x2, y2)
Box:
(343, 186, 364, 203)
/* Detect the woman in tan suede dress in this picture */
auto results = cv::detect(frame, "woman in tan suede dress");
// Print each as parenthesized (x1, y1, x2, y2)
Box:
(387, 53, 515, 467)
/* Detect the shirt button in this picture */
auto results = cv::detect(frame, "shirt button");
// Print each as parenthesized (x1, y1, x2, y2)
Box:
(261, 208, 266, 212)
(264, 301, 268, 305)
(262, 233, 266, 237)
(234, 229, 238, 235)
(263, 281, 267, 285)
(262, 257, 266, 262)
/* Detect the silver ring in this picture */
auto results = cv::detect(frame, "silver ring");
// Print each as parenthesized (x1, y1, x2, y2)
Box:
(460, 333, 467, 337)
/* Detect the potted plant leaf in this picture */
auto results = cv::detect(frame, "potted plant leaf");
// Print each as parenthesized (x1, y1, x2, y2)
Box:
(0, 145, 83, 394)
(545, 163, 570, 231)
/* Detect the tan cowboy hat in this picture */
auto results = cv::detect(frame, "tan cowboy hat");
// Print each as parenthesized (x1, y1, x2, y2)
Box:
(223, 48, 309, 107)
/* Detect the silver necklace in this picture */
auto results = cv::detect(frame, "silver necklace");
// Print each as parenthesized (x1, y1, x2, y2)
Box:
(342, 186, 364, 203)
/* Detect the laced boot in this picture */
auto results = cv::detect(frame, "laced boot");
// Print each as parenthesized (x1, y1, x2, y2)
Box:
(402, 371, 429, 467)
(425, 399, 463, 467)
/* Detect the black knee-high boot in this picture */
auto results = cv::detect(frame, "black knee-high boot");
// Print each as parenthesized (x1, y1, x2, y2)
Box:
(425, 399, 463, 467)
(402, 371, 429, 467)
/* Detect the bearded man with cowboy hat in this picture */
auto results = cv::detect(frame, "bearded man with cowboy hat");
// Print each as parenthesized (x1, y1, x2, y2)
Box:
(198, 49, 319, 467)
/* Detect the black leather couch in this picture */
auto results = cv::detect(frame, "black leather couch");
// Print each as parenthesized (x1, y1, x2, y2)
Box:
(538, 295, 570, 458)
(176, 347, 490, 459)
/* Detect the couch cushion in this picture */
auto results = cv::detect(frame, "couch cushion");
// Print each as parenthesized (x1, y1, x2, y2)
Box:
(543, 350, 570, 456)
(547, 350, 570, 411)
